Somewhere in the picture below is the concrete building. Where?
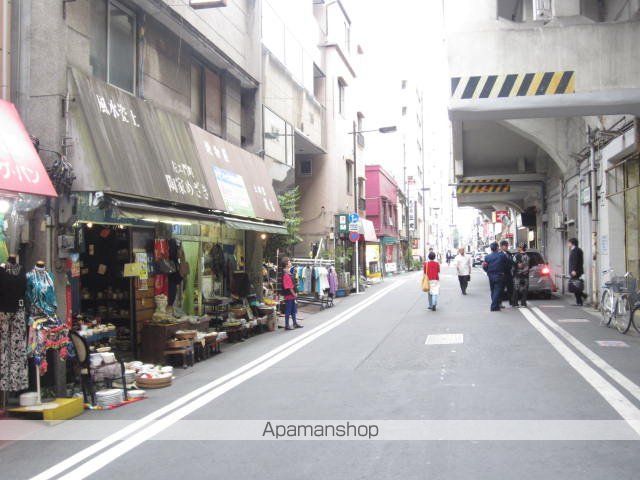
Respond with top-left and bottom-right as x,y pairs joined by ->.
7,0 -> 277,343
445,0 -> 640,302
365,164 -> 400,274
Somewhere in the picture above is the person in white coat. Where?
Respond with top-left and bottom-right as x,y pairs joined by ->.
454,247 -> 472,295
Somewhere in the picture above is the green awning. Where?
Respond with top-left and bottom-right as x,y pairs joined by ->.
224,218 -> 287,235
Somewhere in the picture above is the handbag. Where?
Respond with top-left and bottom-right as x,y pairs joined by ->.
156,258 -> 177,274
421,274 -> 430,292
568,278 -> 584,293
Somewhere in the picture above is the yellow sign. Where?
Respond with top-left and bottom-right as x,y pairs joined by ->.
124,262 -> 144,278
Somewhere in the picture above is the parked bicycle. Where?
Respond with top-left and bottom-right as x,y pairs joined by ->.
599,269 -> 638,334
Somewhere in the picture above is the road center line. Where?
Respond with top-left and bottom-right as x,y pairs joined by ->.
531,306 -> 640,402
519,307 -> 640,437
32,278 -> 408,480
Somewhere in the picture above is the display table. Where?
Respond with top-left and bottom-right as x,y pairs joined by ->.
141,318 -> 210,364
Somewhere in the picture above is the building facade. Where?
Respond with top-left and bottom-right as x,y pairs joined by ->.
2,0 -> 290,381
445,0 -> 640,301
365,164 -> 400,274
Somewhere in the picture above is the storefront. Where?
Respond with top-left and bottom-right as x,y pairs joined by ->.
381,237 -> 399,275
361,219 -> 381,280
0,98 -> 60,397
63,70 -> 285,362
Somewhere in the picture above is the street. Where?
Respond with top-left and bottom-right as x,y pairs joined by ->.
2,265 -> 640,480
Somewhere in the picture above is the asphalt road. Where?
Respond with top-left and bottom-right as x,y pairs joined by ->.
3,265 -> 640,479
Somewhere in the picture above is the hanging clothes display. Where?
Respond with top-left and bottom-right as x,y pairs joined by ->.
26,266 -> 57,317
0,260 -> 28,391
328,267 -> 338,297
25,265 -> 70,375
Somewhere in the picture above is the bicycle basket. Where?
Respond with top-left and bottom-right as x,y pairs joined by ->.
610,276 -> 637,293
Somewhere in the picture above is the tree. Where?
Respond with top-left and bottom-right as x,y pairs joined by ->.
264,186 -> 303,261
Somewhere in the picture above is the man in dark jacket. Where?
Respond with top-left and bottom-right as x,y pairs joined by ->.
500,239 -> 514,307
568,238 -> 587,305
483,242 -> 510,312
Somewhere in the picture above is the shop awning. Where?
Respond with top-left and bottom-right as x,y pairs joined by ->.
0,99 -> 57,197
360,219 -> 378,242
189,124 -> 284,223
70,69 -> 285,230
71,69 -> 215,210
108,196 -> 224,225
225,218 -> 288,235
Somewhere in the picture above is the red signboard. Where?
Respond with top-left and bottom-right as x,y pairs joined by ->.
493,210 -> 509,223
0,99 -> 57,197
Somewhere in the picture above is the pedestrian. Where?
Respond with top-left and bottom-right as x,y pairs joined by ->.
500,239 -> 514,307
446,250 -> 452,265
512,242 -> 530,307
424,251 -> 441,311
280,257 -> 303,330
568,238 -> 587,306
483,241 -> 510,312
454,247 -> 472,295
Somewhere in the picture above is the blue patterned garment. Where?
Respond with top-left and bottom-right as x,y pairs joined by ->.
26,267 -> 58,317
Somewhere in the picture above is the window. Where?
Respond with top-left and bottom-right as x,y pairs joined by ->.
338,78 -> 346,116
90,0 -> 136,93
190,62 -> 204,126
204,68 -> 223,136
346,161 -> 353,194
300,158 -> 312,177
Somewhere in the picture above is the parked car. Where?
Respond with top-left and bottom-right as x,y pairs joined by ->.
510,249 -> 554,298
472,252 -> 484,267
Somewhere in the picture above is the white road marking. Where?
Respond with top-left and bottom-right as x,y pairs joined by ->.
539,305 -> 565,308
557,318 -> 590,323
596,340 -> 630,348
530,306 -> 640,403
521,308 -> 640,436
426,334 -> 464,345
37,279 -> 408,480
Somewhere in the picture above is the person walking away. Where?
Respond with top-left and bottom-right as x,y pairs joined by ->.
446,250 -> 452,265
568,238 -> 587,306
500,240 -> 514,307
512,242 -> 530,307
424,252 -> 441,311
280,257 -> 302,330
454,247 -> 472,295
483,242 -> 510,312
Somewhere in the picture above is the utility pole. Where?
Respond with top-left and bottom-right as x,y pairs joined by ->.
352,120 -> 360,294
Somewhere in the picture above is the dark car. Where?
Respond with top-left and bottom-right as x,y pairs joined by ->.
510,249 -> 554,298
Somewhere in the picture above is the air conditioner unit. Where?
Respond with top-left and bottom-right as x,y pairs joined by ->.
552,212 -> 564,229
533,0 -> 552,21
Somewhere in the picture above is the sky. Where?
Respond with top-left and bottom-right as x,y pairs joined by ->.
347,0 -> 475,243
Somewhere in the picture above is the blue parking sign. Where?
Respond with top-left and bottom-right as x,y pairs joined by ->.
348,213 -> 359,224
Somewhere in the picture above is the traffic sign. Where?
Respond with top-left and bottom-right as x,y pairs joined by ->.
348,222 -> 359,232
348,213 -> 359,224
349,231 -> 360,242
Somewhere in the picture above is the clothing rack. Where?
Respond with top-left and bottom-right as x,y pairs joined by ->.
289,258 -> 335,309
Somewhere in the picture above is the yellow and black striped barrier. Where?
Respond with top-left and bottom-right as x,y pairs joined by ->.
451,71 -> 575,100
457,179 -> 511,194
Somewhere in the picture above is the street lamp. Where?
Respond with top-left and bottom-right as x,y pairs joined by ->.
350,122 -> 396,294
